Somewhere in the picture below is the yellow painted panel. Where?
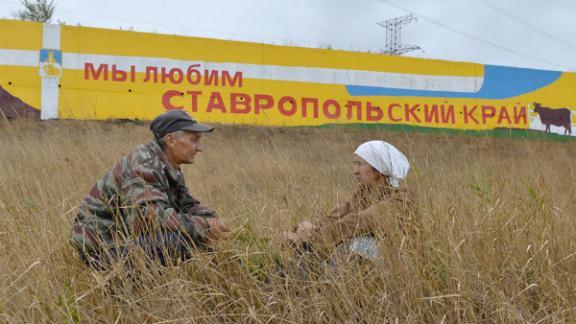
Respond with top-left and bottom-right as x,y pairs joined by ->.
0,19 -> 43,51
0,66 -> 41,108
1,20 -> 574,136
61,25 -> 481,77
59,67 -> 532,130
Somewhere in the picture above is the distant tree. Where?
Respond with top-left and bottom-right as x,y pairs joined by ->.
14,0 -> 56,23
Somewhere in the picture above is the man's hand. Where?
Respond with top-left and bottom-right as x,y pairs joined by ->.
189,205 -> 216,217
206,217 -> 228,242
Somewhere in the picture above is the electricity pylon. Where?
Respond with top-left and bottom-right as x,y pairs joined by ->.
377,14 -> 420,55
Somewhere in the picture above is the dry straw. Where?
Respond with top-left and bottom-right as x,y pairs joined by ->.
0,119 -> 575,322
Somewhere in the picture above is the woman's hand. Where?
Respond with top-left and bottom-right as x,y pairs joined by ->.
274,221 -> 318,248
296,220 -> 317,233
279,231 -> 299,243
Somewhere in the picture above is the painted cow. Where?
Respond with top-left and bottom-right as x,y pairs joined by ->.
533,102 -> 572,135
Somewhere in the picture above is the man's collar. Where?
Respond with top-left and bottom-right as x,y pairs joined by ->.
149,140 -> 181,177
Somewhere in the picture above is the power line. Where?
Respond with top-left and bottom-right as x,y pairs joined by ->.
375,0 -> 575,71
0,0 -> 386,53
3,0 -> 573,71
474,0 -> 574,48
55,8 -> 386,51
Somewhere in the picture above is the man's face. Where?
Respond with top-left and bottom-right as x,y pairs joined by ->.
353,154 -> 383,185
167,131 -> 203,165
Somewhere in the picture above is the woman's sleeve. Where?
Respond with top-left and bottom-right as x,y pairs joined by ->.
309,201 -> 352,228
311,189 -> 416,246
311,201 -> 387,246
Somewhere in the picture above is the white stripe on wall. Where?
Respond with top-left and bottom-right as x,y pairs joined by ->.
0,49 -> 484,93
0,49 -> 38,67
63,53 -> 484,92
42,24 -> 61,49
40,77 -> 59,119
40,23 -> 60,120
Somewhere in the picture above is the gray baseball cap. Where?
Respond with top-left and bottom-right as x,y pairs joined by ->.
150,110 -> 214,139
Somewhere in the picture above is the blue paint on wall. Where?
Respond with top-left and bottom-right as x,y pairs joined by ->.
346,65 -> 562,99
39,49 -> 62,64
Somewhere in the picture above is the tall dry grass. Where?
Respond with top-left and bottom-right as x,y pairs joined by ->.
0,119 -> 575,323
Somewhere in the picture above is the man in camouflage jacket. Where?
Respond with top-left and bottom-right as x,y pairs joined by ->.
71,110 -> 227,268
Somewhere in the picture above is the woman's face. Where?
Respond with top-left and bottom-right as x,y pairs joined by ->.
353,155 -> 384,186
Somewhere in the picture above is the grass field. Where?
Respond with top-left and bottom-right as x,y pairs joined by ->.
1,119 -> 575,323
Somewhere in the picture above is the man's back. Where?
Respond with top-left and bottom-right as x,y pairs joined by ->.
71,110 -> 227,268
71,140 -> 209,254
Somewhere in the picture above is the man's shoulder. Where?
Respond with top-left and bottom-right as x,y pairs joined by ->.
128,141 -> 165,170
114,141 -> 167,184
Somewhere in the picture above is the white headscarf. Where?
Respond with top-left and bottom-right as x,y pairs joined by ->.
354,141 -> 410,187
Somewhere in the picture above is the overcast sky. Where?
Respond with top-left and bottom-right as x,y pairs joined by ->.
1,0 -> 574,72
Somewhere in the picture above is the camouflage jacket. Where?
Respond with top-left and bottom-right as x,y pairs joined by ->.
71,140 -> 213,252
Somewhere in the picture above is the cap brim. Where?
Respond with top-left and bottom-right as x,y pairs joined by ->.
180,123 -> 214,133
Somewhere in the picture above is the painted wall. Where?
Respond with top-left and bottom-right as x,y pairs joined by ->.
1,19 -> 575,136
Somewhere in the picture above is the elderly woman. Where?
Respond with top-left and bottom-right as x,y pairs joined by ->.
282,140 -> 415,260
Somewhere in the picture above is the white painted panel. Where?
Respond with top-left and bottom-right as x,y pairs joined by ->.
40,77 -> 59,120
6,49 -> 482,93
0,49 -> 38,67
42,24 -> 61,49
40,24 -> 61,120
63,53 -> 484,92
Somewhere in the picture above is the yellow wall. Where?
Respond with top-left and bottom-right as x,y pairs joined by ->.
1,19 -> 575,135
